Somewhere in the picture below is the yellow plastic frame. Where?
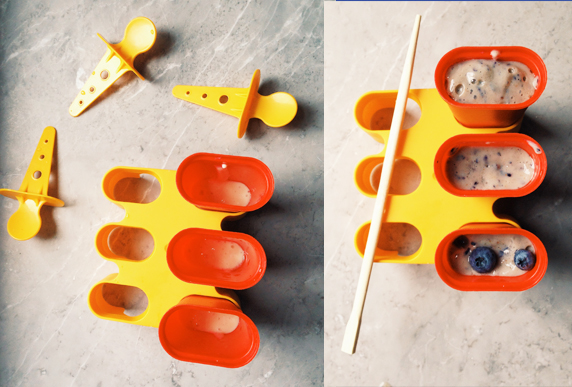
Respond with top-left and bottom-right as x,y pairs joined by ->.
88,167 -> 244,328
353,89 -> 522,264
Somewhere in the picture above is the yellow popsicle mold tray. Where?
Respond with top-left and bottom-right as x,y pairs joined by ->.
0,127 -> 64,241
88,167 -> 243,328
173,69 -> 298,138
69,17 -> 157,117
353,88 -> 523,264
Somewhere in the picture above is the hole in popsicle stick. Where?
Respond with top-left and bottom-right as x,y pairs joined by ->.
108,226 -> 154,261
370,159 -> 421,195
100,70 -> 109,80
33,171 -> 42,179
377,222 -> 422,256
112,174 -> 161,204
186,91 -> 190,95
101,283 -> 148,317
219,95 -> 228,104
39,155 -> 45,160
370,98 -> 421,131
202,93 -> 207,99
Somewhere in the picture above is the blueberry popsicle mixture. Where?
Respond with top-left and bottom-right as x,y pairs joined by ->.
446,146 -> 534,190
448,234 -> 535,276
446,59 -> 538,104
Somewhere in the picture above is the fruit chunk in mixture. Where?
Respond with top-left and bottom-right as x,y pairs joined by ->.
446,146 -> 534,190
446,59 -> 538,104
448,234 -> 535,276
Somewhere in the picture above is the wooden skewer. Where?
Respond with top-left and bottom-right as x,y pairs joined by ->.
341,15 -> 422,355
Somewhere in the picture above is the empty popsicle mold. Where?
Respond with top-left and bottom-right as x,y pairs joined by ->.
176,153 -> 274,212
167,228 -> 266,289
159,295 -> 259,368
89,153 -> 274,366
0,127 -> 64,240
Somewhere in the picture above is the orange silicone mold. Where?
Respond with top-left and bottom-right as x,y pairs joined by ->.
434,133 -> 547,198
435,224 -> 548,291
159,295 -> 259,368
167,228 -> 266,290
435,46 -> 547,128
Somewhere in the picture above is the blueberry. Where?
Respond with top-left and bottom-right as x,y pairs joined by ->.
514,249 -> 536,271
452,235 -> 469,248
469,247 -> 498,273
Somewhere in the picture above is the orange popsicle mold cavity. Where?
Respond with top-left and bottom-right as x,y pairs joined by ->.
158,295 -> 259,368
434,133 -> 547,198
167,228 -> 266,289
435,224 -> 548,291
435,46 -> 547,128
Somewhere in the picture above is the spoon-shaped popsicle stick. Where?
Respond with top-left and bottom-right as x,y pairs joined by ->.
172,70 -> 298,138
0,127 -> 64,240
342,15 -> 422,355
69,17 -> 156,117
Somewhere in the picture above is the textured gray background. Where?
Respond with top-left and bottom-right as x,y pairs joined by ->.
0,0 -> 323,386
325,2 -> 572,386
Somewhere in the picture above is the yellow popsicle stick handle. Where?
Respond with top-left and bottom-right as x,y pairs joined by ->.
69,49 -> 130,117
172,85 -> 250,119
0,126 -> 64,240
19,126 -> 57,197
69,17 -> 156,117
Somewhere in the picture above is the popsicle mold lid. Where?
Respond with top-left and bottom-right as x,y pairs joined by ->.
435,224 -> 548,291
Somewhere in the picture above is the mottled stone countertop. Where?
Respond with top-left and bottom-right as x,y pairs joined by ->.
0,0 -> 323,386
326,2 -> 572,386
